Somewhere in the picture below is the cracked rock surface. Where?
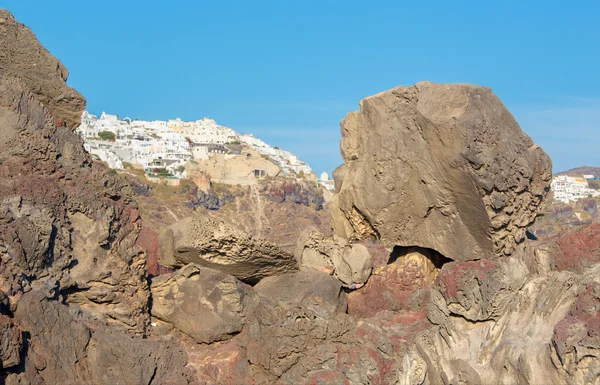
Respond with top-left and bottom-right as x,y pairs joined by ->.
329,82 -> 552,261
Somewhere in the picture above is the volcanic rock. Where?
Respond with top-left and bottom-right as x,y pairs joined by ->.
295,230 -> 373,288
151,263 -> 256,344
253,270 -> 348,317
6,285 -> 194,384
158,214 -> 297,284
330,82 -> 552,261
0,9 -> 148,333
347,247 -> 444,318
247,271 -> 350,380
0,10 -> 85,129
0,315 -> 21,370
415,251 -> 600,385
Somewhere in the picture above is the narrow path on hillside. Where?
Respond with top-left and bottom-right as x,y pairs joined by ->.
250,184 -> 268,237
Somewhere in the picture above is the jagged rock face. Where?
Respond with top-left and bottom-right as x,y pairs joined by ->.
261,178 -> 325,210
0,69 -> 147,332
330,82 -> 552,261
295,230 -> 373,288
415,249 -> 600,385
6,285 -> 194,384
0,10 -> 85,129
158,214 -> 298,284
247,271 -> 351,381
0,315 -> 21,370
0,9 -> 148,334
151,264 -> 256,344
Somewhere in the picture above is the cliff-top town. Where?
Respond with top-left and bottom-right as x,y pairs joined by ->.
78,111 -> 335,190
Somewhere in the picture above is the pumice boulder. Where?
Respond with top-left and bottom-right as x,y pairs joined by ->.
330,82 -> 552,261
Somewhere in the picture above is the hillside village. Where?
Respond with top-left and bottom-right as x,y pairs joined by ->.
551,174 -> 600,203
77,111 -> 334,190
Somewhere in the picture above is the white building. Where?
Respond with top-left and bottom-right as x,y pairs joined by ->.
78,111 -> 315,181
318,172 -> 335,191
239,134 -> 314,177
552,175 -> 600,203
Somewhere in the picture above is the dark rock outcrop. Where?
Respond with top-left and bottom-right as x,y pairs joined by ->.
261,178 -> 325,210
330,82 -> 552,261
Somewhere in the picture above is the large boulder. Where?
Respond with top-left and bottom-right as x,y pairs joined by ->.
151,264 -> 256,344
158,214 -> 297,284
253,270 -> 348,317
330,82 -> 552,261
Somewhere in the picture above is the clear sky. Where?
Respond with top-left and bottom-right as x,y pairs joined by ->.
4,1 -> 599,175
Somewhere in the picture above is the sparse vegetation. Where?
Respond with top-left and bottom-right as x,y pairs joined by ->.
150,168 -> 172,177
98,130 -> 116,141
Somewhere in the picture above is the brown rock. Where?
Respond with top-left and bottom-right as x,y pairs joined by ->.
0,315 -> 21,370
0,9 -> 85,129
151,264 -> 256,344
247,271 -> 350,380
295,230 -> 372,288
0,9 -> 149,333
158,214 -> 297,284
9,285 -> 194,384
253,270 -> 348,317
330,82 -> 552,261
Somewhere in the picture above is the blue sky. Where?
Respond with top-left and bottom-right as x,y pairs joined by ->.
5,1 -> 599,175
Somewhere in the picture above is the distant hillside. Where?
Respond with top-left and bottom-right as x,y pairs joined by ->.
555,166 -> 600,177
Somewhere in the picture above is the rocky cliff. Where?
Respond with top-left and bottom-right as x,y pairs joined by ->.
0,10 -> 194,383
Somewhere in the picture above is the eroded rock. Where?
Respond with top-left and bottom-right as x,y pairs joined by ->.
151,264 -> 256,344
158,214 -> 297,284
295,230 -> 372,288
330,82 -> 552,261
0,10 -> 85,129
247,271 -> 351,381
